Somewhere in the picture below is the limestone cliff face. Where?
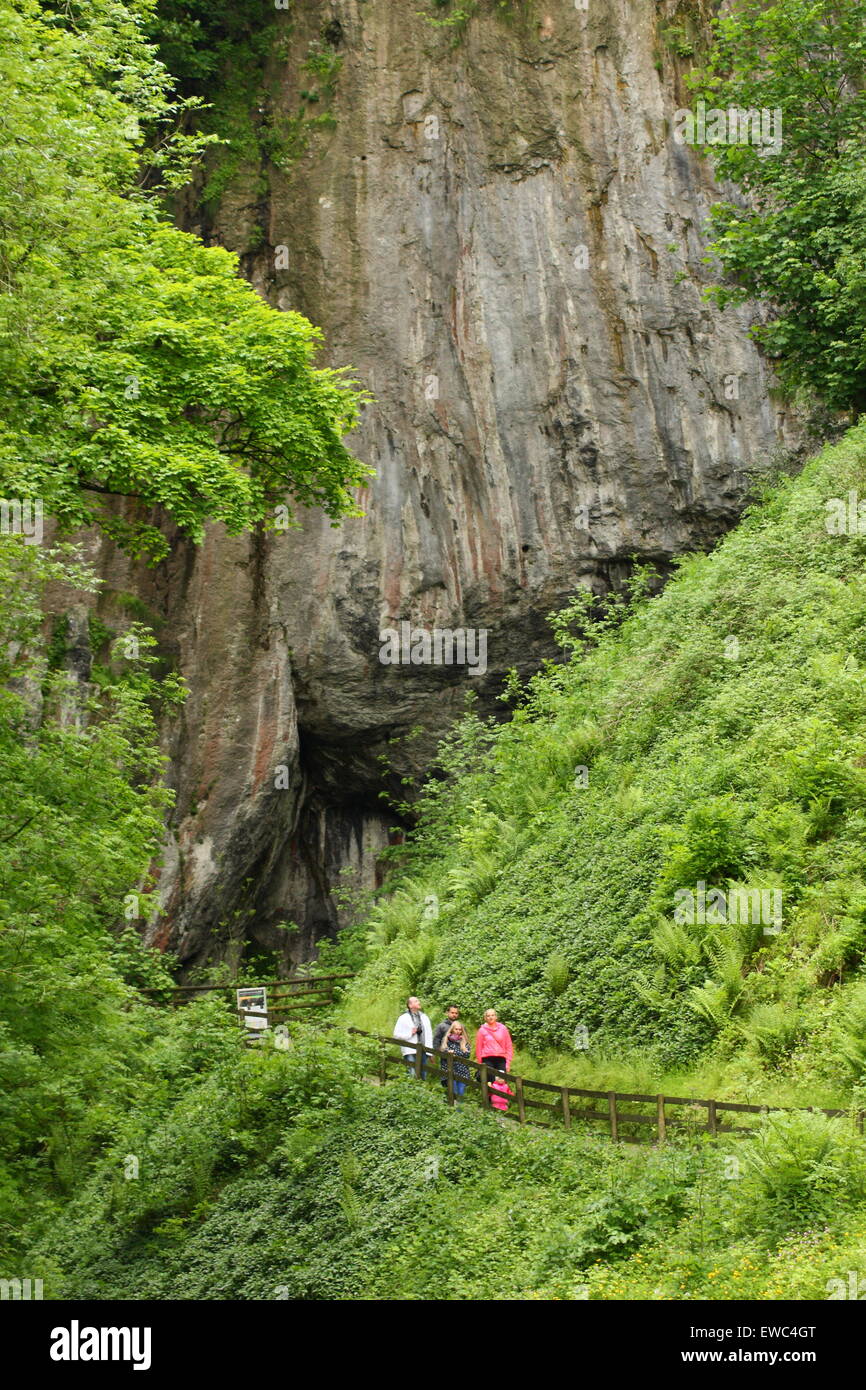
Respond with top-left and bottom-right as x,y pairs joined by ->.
104,0 -> 796,967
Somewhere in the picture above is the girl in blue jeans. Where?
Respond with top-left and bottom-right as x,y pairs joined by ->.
440,1021 -> 471,1100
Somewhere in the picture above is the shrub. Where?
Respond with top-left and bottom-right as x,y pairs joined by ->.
738,1112 -> 866,1230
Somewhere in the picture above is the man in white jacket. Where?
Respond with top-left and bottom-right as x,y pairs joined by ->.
393,996 -> 433,1079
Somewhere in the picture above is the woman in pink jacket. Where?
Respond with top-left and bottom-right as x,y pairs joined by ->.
475,1008 -> 513,1079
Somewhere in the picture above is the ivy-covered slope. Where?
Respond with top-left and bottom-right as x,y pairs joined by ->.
346,423 -> 866,1093
31,1027 -> 866,1302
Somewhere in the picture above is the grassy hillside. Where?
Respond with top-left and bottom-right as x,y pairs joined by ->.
343,423 -> 866,1110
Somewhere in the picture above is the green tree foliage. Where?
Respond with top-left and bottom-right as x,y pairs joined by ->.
0,0 -> 369,560
0,0 -> 369,1257
0,537 -> 183,1249
690,0 -> 866,413
145,0 -> 273,91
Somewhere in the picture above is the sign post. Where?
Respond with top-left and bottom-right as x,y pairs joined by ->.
236,986 -> 268,1037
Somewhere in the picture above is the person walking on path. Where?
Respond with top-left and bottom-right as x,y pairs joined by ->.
475,1008 -> 513,1080
439,1020 -> 471,1102
393,996 -> 433,1078
432,1005 -> 461,1087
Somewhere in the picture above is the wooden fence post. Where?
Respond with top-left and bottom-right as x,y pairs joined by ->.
379,1042 -> 386,1085
561,1088 -> 571,1130
707,1099 -> 718,1136
447,1050 -> 454,1106
657,1095 -> 666,1145
414,1041 -> 423,1079
516,1076 -> 526,1125
608,1091 -> 618,1142
859,1110 -> 865,1135
480,1063 -> 490,1108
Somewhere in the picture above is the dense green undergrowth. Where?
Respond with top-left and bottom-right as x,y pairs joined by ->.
27,1023 -> 866,1301
341,423 -> 866,1111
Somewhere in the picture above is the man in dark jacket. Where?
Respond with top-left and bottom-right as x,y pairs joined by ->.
432,1004 -> 461,1087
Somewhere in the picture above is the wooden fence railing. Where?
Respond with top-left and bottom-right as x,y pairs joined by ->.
139,973 -> 355,1018
347,1028 -> 864,1144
